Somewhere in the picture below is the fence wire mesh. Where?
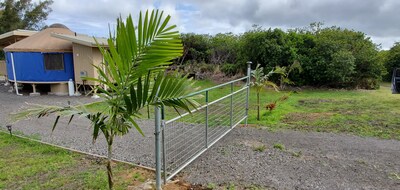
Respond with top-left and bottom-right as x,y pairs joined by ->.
161,77 -> 249,181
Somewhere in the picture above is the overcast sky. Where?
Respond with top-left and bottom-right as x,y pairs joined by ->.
45,0 -> 400,50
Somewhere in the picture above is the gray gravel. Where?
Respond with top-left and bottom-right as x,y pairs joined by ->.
0,82 -> 156,167
1,81 -> 400,190
183,128 -> 400,189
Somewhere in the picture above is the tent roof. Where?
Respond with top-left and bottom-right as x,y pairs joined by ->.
4,25 -> 74,52
0,29 -> 37,49
52,33 -> 108,47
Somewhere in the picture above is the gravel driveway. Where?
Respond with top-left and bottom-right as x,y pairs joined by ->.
0,82 -> 156,167
0,81 -> 399,190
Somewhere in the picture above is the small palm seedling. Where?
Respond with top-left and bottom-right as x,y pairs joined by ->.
275,60 -> 303,90
250,64 -> 279,120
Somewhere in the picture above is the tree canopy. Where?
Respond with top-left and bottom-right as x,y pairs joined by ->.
177,23 -> 387,89
0,0 -> 54,33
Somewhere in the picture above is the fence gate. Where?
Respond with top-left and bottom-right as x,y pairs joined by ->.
154,62 -> 252,189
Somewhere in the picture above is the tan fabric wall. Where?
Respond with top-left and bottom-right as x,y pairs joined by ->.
92,47 -> 104,80
0,60 -> 6,76
72,43 -> 104,85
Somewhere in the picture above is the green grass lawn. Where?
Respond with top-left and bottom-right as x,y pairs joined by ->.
184,80 -> 400,140
94,79 -> 399,140
0,132 -> 153,190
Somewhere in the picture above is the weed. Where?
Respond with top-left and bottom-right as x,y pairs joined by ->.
225,183 -> 236,190
265,102 -> 276,112
207,183 -> 217,189
356,159 -> 368,165
253,144 -> 267,152
389,172 -> 400,180
273,143 -> 285,150
291,151 -> 302,157
219,147 -> 230,156
133,172 -> 141,179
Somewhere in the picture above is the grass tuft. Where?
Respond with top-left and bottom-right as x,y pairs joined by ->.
273,143 -> 285,150
253,144 -> 267,152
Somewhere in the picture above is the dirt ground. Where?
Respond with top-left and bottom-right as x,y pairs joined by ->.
0,81 -> 399,190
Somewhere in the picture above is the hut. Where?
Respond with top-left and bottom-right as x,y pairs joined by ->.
3,24 -> 74,95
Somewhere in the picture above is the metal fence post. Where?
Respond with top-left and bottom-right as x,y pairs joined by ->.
230,83 -> 233,128
205,91 -> 209,148
245,61 -> 252,126
155,105 -> 162,190
161,105 -> 167,184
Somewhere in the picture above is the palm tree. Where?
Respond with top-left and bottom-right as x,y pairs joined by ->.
275,60 -> 303,89
251,64 -> 279,120
12,10 -> 199,190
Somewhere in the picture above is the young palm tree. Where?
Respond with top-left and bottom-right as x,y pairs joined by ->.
275,60 -> 303,89
251,64 -> 279,120
12,10 -> 199,190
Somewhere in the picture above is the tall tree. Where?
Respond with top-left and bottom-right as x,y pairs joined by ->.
179,33 -> 211,64
0,0 -> 53,33
240,26 -> 294,71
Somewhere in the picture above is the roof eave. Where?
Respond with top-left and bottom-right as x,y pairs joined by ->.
51,33 -> 109,48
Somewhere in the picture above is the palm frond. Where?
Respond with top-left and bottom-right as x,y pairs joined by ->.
10,101 -> 109,129
264,81 -> 280,92
96,10 -> 183,87
123,71 -> 200,115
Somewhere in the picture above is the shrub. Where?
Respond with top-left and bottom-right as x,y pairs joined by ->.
357,78 -> 380,90
221,63 -> 239,76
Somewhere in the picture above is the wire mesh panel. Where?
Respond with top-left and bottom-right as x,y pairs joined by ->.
161,76 -> 249,181
163,107 -> 206,176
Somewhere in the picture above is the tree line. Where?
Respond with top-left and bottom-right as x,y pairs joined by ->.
0,0 -> 53,59
176,23 -> 398,89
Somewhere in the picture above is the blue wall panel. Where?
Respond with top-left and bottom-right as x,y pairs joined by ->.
6,52 -> 74,82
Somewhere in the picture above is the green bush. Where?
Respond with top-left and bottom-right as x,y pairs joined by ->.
357,78 -> 380,90
221,63 -> 239,76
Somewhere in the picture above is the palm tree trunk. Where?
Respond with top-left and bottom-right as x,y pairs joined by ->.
257,92 -> 260,120
107,137 -> 114,190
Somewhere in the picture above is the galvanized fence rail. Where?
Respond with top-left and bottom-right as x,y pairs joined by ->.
154,62 -> 252,189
